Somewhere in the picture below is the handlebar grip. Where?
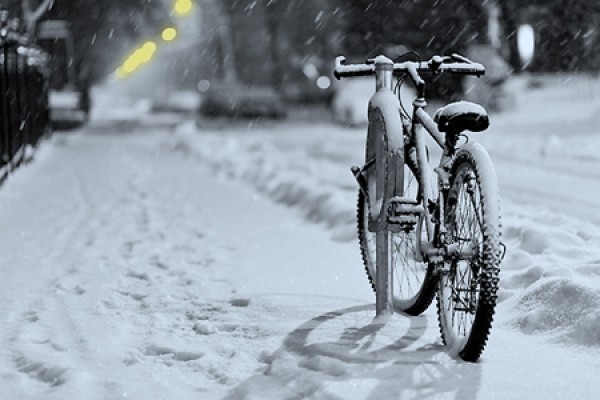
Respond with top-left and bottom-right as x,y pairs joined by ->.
334,56 -> 375,80
439,62 -> 486,76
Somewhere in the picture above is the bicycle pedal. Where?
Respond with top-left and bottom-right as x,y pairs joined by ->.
389,196 -> 423,213
388,196 -> 424,225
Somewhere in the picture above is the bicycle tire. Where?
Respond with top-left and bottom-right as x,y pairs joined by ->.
436,143 -> 502,362
357,109 -> 437,316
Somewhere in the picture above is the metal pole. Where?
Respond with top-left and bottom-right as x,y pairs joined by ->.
374,56 -> 395,316
375,230 -> 392,315
4,45 -> 13,164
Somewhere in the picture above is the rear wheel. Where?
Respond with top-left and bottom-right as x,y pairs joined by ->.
437,143 -> 502,362
357,157 -> 437,316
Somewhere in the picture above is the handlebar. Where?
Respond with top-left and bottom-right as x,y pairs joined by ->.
333,53 -> 486,80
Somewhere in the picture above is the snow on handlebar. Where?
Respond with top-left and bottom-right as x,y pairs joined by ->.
333,55 -> 486,80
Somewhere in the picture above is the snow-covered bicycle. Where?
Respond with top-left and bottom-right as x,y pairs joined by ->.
334,53 -> 503,362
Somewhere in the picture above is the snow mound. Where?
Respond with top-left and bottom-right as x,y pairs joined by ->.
170,122 -> 360,243
514,278 -> 600,346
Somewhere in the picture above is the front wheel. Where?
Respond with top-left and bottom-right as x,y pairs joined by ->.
357,161 -> 437,316
437,143 -> 502,362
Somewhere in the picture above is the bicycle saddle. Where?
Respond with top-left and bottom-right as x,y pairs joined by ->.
434,101 -> 489,134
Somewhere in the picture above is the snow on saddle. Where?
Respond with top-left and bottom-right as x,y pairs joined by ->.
434,101 -> 489,134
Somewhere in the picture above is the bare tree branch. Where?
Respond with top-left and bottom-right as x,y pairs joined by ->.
22,0 -> 55,34
30,0 -> 54,21
202,0 -> 238,83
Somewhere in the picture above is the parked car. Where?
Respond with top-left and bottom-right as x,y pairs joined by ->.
199,82 -> 287,119
151,90 -> 201,114
37,20 -> 90,128
332,77 -> 416,126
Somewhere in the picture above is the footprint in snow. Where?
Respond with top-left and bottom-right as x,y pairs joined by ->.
118,290 -> 148,302
193,321 -> 268,339
23,311 -> 39,323
54,283 -> 86,296
187,258 -> 215,268
229,298 -> 251,308
14,355 -> 68,387
144,345 -> 203,362
125,270 -> 150,281
172,244 -> 196,254
150,257 -> 169,270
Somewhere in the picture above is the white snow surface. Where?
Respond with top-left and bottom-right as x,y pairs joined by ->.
2,75 -> 600,399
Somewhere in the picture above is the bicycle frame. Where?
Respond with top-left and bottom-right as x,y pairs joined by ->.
365,57 -> 477,313
402,74 -> 483,270
410,93 -> 450,262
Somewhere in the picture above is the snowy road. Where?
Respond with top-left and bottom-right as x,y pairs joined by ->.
482,113 -> 600,225
0,110 -> 599,399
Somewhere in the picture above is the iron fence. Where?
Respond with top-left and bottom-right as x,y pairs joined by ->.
0,15 -> 50,180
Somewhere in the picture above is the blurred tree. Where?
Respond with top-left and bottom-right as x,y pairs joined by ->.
201,0 -> 343,102
194,0 -> 343,102
342,0 -> 487,59
499,0 -> 600,72
1,1 -> 24,17
263,0 -> 344,90
43,0 -> 169,84
200,0 -> 238,83
1,0 -> 53,32
340,0 -> 600,73
22,0 -> 54,34
497,0 -> 520,70
340,0 -> 489,98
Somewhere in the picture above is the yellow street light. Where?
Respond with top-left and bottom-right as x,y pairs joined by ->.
161,27 -> 178,42
174,0 -> 193,16
115,67 -> 126,79
123,57 -> 140,74
143,41 -> 157,53
139,41 -> 157,62
116,31 -> 168,79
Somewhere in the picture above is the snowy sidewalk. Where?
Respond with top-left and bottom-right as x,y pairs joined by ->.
0,126 -> 371,399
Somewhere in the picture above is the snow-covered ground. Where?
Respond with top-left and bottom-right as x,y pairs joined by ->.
1,75 -> 600,399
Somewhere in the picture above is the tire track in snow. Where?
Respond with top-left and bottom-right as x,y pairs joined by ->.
5,128 -> 264,397
2,137 -> 121,395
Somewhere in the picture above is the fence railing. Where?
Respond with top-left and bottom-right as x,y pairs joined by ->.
0,16 -> 50,181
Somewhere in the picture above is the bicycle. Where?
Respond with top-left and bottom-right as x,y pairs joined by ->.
334,53 -> 503,362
